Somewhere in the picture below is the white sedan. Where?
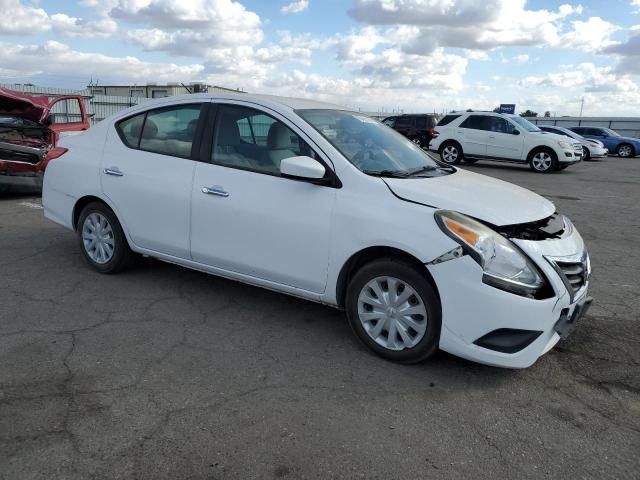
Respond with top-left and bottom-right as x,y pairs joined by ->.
43,93 -> 592,368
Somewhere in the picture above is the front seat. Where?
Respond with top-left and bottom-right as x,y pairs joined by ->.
267,122 -> 297,170
214,121 -> 255,168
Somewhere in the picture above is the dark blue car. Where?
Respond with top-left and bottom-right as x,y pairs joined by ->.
569,126 -> 640,158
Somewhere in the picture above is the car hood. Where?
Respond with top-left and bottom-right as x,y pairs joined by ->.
0,88 -> 51,123
384,168 -> 555,226
615,136 -> 640,144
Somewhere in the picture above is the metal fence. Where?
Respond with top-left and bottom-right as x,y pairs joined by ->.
525,117 -> 640,138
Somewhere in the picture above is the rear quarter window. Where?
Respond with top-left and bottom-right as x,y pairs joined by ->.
116,113 -> 146,148
437,115 -> 461,126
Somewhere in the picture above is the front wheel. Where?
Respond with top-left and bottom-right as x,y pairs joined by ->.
582,146 -> 591,161
345,258 -> 441,364
616,143 -> 635,158
529,148 -> 558,173
77,202 -> 136,274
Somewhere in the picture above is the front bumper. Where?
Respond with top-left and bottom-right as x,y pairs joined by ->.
429,222 -> 590,368
589,146 -> 608,158
559,147 -> 582,164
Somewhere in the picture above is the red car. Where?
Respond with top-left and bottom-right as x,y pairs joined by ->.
0,88 -> 89,193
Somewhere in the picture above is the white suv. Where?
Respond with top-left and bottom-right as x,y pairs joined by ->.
429,112 -> 583,173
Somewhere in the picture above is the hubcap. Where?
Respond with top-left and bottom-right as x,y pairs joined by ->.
82,213 -> 115,264
442,145 -> 458,163
619,145 -> 632,157
357,276 -> 428,351
532,152 -> 552,171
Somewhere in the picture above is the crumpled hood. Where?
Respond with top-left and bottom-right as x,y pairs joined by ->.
384,168 -> 555,226
0,88 -> 51,123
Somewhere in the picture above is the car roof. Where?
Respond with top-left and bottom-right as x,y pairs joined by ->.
135,92 -> 349,112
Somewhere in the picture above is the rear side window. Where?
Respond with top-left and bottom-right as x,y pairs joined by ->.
437,114 -> 460,126
415,116 -> 427,129
116,104 -> 202,158
396,116 -> 412,127
584,128 -> 603,136
459,115 -> 490,130
571,127 -> 584,134
117,113 -> 145,148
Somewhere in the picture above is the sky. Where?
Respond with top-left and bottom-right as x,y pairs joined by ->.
0,0 -> 639,115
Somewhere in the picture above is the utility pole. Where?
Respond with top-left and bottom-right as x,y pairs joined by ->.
579,96 -> 584,117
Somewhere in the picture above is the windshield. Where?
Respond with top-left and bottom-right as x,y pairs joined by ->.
603,128 -> 620,137
508,115 -> 541,132
297,109 -> 441,176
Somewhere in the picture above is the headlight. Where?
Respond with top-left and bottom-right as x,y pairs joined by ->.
557,141 -> 572,149
435,210 -> 545,296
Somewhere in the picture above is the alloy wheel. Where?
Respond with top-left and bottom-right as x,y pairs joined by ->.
441,145 -> 459,163
618,145 -> 632,157
357,276 -> 428,351
82,212 -> 115,264
531,151 -> 553,171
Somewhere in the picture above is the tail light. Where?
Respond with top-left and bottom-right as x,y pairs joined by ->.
430,128 -> 439,137
44,147 -> 68,161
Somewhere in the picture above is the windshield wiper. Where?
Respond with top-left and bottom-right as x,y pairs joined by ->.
362,169 -> 411,178
405,165 -> 437,176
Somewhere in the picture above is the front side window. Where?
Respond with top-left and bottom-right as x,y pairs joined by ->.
489,117 -> 516,134
298,109 -> 443,176
382,117 -> 396,127
395,116 -> 412,127
116,104 -> 202,157
212,104 -> 315,175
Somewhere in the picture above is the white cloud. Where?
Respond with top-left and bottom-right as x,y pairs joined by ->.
632,0 -> 640,13
0,0 -> 57,34
0,0 -> 117,38
281,0 -> 309,15
513,54 -> 529,64
0,40 -> 204,82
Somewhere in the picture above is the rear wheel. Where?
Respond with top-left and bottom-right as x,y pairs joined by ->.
528,148 -> 558,173
77,202 -> 135,274
439,141 -> 463,165
345,258 -> 441,364
616,143 -> 635,158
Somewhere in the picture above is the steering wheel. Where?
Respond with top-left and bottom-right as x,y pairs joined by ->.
352,146 -> 384,169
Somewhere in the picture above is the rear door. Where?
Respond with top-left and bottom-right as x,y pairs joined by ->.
457,115 -> 489,157
485,116 -> 525,160
101,102 -> 204,258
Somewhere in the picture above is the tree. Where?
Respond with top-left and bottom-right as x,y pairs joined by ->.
544,111 -> 551,117
520,109 -> 538,117
493,106 -> 500,113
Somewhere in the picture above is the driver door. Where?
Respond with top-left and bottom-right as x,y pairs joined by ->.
190,102 -> 337,293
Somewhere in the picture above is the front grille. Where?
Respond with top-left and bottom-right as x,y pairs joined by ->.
556,260 -> 587,293
546,251 -> 590,301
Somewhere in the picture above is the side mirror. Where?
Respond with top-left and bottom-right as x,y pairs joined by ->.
512,129 -> 520,135
280,156 -> 326,181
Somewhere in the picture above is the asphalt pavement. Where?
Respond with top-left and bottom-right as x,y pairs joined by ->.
1,157 -> 638,479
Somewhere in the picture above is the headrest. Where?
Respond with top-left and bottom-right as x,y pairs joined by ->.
216,119 -> 240,146
267,122 -> 292,149
141,118 -> 158,139
187,118 -> 198,136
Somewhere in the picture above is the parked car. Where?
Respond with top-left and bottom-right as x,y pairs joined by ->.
538,125 -> 608,161
0,88 -> 89,193
429,112 -> 583,173
43,93 -> 592,368
382,114 -> 437,148
568,126 -> 640,158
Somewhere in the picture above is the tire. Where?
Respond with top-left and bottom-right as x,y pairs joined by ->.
439,141 -> 463,165
77,202 -> 136,274
345,258 -> 441,364
616,143 -> 635,158
528,147 -> 558,173
582,146 -> 590,161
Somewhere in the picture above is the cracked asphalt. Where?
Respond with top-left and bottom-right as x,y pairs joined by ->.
1,157 -> 639,480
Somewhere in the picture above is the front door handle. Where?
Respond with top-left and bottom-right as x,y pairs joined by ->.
201,186 -> 229,197
103,167 -> 124,177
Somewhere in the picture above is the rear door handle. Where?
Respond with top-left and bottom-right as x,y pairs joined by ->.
103,167 -> 123,177
201,186 -> 229,197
